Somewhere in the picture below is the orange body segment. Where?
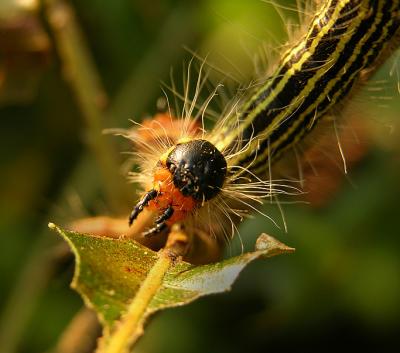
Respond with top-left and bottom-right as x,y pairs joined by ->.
147,167 -> 197,225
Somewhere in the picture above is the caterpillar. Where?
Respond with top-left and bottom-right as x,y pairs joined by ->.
125,0 -> 400,246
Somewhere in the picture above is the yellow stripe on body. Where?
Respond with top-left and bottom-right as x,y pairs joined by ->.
250,0 -> 388,174
213,0 -> 351,152
252,0 -> 400,175
229,0 -> 367,169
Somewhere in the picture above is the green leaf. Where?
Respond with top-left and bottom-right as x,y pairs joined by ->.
48,223 -> 294,350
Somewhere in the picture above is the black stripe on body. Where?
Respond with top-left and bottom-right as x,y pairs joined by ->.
236,1 -> 371,169
261,0 -> 341,95
264,0 -> 399,165
242,1 -> 400,174
237,2 -> 355,145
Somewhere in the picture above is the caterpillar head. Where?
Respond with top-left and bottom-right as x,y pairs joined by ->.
128,139 -> 227,236
166,139 -> 227,201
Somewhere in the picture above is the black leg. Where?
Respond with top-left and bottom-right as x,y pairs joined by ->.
142,222 -> 168,237
128,189 -> 158,226
155,205 -> 174,224
142,205 -> 174,237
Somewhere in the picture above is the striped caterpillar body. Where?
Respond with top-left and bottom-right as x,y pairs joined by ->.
127,1 -> 400,244
213,0 -> 400,174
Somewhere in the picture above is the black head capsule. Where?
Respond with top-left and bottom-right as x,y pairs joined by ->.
166,139 -> 227,201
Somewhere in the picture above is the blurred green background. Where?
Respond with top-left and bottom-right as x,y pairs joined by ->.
1,0 -> 400,352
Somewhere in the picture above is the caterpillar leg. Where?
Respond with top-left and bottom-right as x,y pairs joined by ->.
142,222 -> 167,237
128,189 -> 158,226
155,205 -> 174,224
142,205 -> 174,237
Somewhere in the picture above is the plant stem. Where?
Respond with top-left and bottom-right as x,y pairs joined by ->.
45,0 -> 129,212
99,250 -> 172,353
53,308 -> 100,353
0,154 -> 100,353
99,225 -> 189,353
0,237 -> 60,353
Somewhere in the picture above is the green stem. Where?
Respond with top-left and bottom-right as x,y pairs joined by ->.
99,251 -> 172,353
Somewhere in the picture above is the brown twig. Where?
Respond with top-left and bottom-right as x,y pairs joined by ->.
52,308 -> 101,353
45,0 -> 130,212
